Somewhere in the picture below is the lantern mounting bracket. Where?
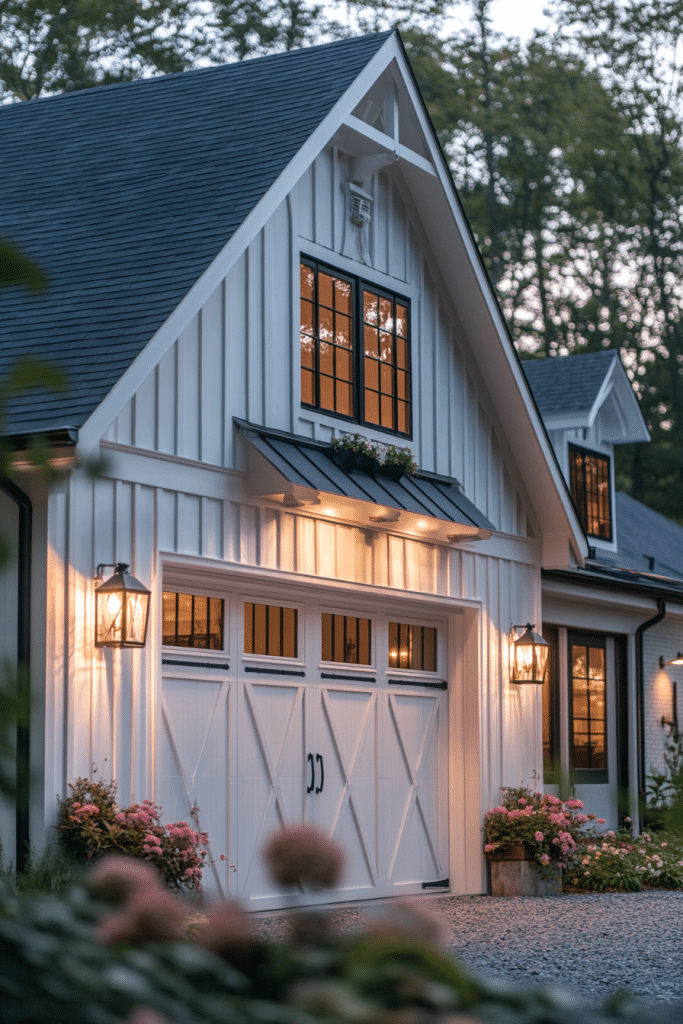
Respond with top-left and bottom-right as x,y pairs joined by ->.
95,561 -> 130,580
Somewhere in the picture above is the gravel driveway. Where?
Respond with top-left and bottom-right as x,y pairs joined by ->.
252,891 -> 683,1007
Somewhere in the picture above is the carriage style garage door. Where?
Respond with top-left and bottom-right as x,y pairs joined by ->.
157,583 -> 449,910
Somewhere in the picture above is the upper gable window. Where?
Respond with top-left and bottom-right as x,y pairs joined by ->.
300,259 -> 411,437
569,444 -> 612,540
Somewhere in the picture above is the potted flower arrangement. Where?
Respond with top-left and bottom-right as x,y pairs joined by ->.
328,433 -> 418,479
483,785 -> 598,895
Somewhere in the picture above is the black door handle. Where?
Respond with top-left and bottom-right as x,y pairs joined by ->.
315,753 -> 324,793
307,752 -> 314,793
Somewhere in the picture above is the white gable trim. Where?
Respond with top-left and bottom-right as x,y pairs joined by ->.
77,33 -> 587,565
78,35 -> 402,454
540,353 -> 649,443
587,353 -> 618,427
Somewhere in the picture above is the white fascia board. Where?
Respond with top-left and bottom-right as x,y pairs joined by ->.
586,354 -> 649,444
607,365 -> 650,443
77,35 -> 404,455
381,48 -> 587,564
586,353 -> 617,428
77,33 -> 587,566
542,579 -> 657,633
538,412 -> 592,432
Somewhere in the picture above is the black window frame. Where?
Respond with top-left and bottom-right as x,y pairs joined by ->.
541,625 -> 560,783
162,590 -> 224,650
568,630 -> 608,784
568,443 -> 613,541
243,601 -> 298,659
300,256 -> 412,439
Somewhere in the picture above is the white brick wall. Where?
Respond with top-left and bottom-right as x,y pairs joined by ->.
643,621 -> 683,791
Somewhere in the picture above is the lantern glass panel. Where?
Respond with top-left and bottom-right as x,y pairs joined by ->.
97,590 -> 124,646
126,592 -> 149,645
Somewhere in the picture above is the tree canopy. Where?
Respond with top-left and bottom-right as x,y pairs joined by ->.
3,0 -> 683,520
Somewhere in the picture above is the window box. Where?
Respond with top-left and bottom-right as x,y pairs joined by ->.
328,447 -> 408,479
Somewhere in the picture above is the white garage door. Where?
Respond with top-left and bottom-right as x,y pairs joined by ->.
157,586 -> 449,909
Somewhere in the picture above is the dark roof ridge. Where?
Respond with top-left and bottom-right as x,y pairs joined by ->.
0,31 -> 395,115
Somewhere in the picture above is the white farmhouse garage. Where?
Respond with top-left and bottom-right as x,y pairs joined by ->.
0,30 -> 587,903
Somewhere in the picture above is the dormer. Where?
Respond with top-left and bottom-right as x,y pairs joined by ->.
523,350 -> 649,554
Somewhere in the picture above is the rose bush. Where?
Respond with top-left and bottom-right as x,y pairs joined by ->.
55,775 -> 208,893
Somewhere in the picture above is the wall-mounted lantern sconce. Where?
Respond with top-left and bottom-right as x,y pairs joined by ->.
510,623 -> 549,685
95,563 -> 151,648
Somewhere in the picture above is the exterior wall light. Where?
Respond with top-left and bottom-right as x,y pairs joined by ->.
511,623 -> 548,685
659,653 -> 683,668
95,563 -> 151,648
658,656 -> 681,728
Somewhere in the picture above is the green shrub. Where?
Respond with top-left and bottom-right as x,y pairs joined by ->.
1,847 -> 680,1024
55,775 -> 208,893
0,841 -> 76,894
565,828 -> 683,892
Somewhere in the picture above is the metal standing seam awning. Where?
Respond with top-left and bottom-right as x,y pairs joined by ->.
234,418 -> 494,544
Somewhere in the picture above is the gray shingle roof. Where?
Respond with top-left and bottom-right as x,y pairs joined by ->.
522,350 -> 617,420
592,491 -> 683,582
0,32 -> 392,437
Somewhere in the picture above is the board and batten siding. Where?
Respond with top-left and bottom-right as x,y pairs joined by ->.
102,146 -> 531,539
41,460 -> 542,847
42,144 -> 547,882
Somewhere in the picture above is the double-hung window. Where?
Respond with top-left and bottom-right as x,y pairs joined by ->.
568,444 -> 612,540
300,259 -> 411,437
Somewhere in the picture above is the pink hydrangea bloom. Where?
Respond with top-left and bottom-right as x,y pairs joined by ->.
534,831 -> 544,843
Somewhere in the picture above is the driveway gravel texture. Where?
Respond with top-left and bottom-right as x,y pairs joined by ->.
252,891 -> 683,1009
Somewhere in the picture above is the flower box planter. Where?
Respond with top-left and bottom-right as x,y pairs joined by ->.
328,449 -> 406,480
487,844 -> 562,897
380,462 -> 406,481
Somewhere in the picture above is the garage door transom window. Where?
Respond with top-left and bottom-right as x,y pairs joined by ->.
388,622 -> 436,671
162,591 -> 223,649
244,602 -> 298,658
322,613 -> 371,664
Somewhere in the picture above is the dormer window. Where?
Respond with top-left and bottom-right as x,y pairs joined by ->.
300,259 -> 411,437
568,444 -> 612,540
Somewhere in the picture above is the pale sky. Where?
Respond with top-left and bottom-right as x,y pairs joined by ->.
443,0 -> 553,40
487,0 -> 552,38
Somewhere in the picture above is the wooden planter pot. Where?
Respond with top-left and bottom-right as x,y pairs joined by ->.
487,844 -> 562,896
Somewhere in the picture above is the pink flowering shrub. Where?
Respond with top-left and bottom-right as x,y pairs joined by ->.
564,827 -> 683,891
56,776 -> 208,892
483,785 -> 593,878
